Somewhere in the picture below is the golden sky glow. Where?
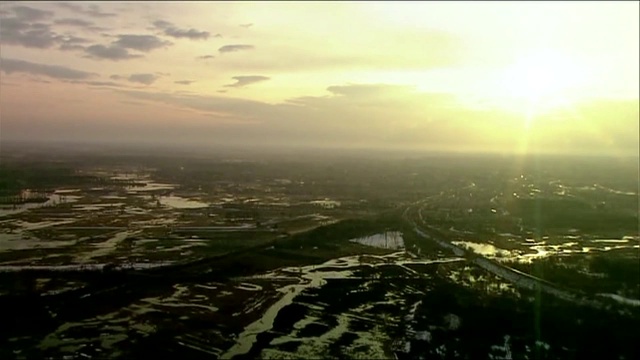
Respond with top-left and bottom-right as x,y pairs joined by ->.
1,1 -> 638,154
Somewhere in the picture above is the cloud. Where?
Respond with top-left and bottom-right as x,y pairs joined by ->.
0,17 -> 30,32
110,84 -> 451,148
197,55 -> 215,60
0,58 -> 97,80
85,4 -> 116,18
55,2 -> 84,12
113,35 -> 171,52
58,44 -> 84,51
175,80 -> 195,85
0,18 -> 61,48
0,12 -> 96,51
127,73 -> 159,85
64,80 -> 130,88
117,89 -> 272,118
10,5 -> 53,21
224,75 -> 270,88
240,23 -> 253,28
152,20 -> 210,40
326,84 -> 415,97
83,34 -> 170,61
152,20 -> 172,29
107,73 -> 162,86
55,18 -> 93,27
92,82 -> 639,155
54,18 -> 107,32
164,27 -> 210,40
84,44 -> 142,61
218,44 -> 254,53
56,2 -> 116,18
58,35 -> 90,51
85,81 -> 125,87
210,27 -> 464,73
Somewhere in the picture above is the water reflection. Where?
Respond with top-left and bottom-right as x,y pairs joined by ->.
349,231 -> 404,250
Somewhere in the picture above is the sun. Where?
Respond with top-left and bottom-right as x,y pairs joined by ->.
495,48 -> 587,120
502,49 -> 586,97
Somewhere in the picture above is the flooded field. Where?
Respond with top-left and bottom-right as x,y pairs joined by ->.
0,193 -> 81,217
0,148 -> 638,359
452,236 -> 640,263
349,231 -> 405,250
158,195 -> 209,209
5,243 -> 638,360
0,168 -> 347,270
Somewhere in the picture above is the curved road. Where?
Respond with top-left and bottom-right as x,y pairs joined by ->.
402,186 -> 608,309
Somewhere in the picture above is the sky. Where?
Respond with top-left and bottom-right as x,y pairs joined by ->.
1,1 -> 638,155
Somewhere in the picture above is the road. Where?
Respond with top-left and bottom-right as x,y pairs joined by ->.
402,184 -> 607,308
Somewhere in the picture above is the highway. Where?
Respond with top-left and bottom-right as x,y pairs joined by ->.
402,186 -> 608,309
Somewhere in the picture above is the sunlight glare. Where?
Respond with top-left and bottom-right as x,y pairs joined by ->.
498,49 -> 587,108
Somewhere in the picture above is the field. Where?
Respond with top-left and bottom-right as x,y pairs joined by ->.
0,144 -> 638,359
